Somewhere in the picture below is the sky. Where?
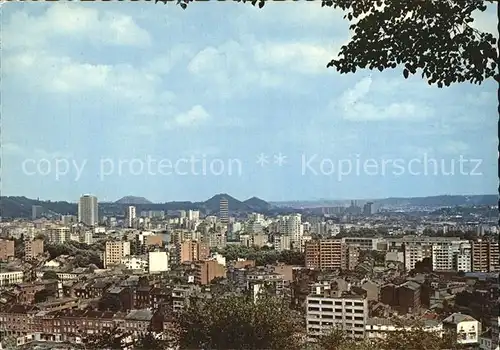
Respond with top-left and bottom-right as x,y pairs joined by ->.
2,2 -> 498,203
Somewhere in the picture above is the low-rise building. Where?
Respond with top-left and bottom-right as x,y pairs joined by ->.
0,271 -> 24,287
306,290 -> 368,341
443,313 -> 481,345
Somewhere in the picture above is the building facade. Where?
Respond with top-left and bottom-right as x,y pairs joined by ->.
78,195 -> 98,226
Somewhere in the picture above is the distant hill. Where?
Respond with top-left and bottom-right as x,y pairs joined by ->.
244,196 -> 272,211
272,195 -> 498,209
375,195 -> 498,207
201,193 -> 251,213
115,196 -> 152,205
0,194 -> 272,218
0,196 -> 77,218
1,194 -> 495,219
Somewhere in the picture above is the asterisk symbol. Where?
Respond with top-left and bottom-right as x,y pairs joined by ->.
256,153 -> 269,167
274,153 -> 287,166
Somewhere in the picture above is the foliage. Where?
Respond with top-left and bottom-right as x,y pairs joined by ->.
373,320 -> 457,350
42,270 -> 59,280
134,331 -> 173,350
84,326 -> 130,349
98,294 -> 123,312
217,245 -> 305,266
163,0 -> 499,87
45,241 -> 103,268
316,327 -> 371,350
412,257 -> 433,274
34,288 -> 53,303
316,322 -> 455,350
175,294 -> 304,350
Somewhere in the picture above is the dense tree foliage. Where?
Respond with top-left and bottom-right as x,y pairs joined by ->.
159,0 -> 499,87
83,326 -> 129,349
315,321 -> 455,350
98,294 -> 123,312
216,245 -> 305,266
85,294 -> 461,350
45,241 -> 103,268
42,271 -> 59,280
175,294 -> 303,350
34,288 -> 53,303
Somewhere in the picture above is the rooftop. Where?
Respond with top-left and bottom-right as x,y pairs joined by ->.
443,313 -> 477,324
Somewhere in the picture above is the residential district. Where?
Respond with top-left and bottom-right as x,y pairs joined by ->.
0,195 -> 498,349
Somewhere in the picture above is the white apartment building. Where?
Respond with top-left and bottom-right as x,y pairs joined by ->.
278,214 -> 303,250
274,235 -> 291,252
366,317 -> 443,340
208,231 -> 226,249
432,240 -> 471,271
306,292 -> 368,341
443,313 -> 481,345
104,241 -> 131,268
188,210 -> 200,221
127,206 -> 137,228
148,251 -> 170,274
454,252 -> 472,272
48,226 -> 70,244
341,237 -> 381,251
0,271 -> 23,286
79,231 -> 93,245
404,243 -> 432,271
121,255 -> 149,272
78,195 -> 98,226
246,271 -> 285,302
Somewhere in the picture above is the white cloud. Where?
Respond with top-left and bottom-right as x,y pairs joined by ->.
335,76 -> 433,121
252,41 -> 341,75
146,46 -> 193,75
3,4 -> 151,49
187,38 -> 347,97
187,41 -> 284,98
4,50 -> 174,118
164,105 -> 211,130
2,143 -> 24,156
1,143 -> 71,159
441,141 -> 470,155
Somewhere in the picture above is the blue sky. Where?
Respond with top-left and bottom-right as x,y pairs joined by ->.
2,2 -> 497,202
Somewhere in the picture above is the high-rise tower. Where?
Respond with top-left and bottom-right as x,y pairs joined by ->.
78,195 -> 98,226
219,197 -> 229,224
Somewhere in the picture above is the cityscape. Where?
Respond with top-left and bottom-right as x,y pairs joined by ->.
1,1 -> 498,350
0,193 -> 498,349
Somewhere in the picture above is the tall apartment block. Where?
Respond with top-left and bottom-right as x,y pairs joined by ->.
0,239 -> 15,261
48,226 -> 70,244
219,197 -> 229,225
305,239 -> 358,271
78,194 -> 98,226
403,243 -> 433,271
306,289 -> 368,341
31,205 -> 43,220
24,239 -> 44,259
104,241 -> 131,268
472,239 -> 500,272
176,239 -> 209,264
194,260 -> 226,285
126,206 -> 136,228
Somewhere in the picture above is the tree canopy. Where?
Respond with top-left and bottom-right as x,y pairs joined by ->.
158,0 -> 499,87
174,294 -> 304,350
